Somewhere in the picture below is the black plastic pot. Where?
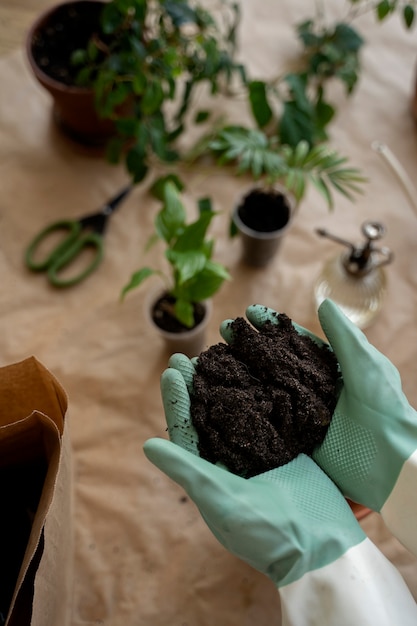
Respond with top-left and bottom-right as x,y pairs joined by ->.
232,185 -> 295,267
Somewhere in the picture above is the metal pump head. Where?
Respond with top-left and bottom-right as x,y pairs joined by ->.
316,221 -> 394,276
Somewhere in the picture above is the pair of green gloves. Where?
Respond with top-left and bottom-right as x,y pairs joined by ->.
144,299 -> 417,592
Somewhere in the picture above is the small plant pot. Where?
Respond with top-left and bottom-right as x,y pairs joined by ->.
146,292 -> 212,358
26,0 -> 116,147
232,185 -> 295,267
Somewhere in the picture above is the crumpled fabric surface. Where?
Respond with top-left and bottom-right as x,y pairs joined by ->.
1,1 -> 417,624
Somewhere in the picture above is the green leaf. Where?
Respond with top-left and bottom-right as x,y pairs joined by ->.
403,5 -> 415,27
71,49 -> 88,67
197,197 -> 212,213
74,66 -> 94,87
174,298 -> 195,329
155,182 -> 186,243
120,267 -> 157,300
279,101 -> 315,147
195,110 -> 210,124
115,118 -> 141,136
315,99 -> 335,129
87,39 -> 99,62
125,145 -> 148,183
284,73 -> 311,113
101,2 -> 125,34
186,263 -> 231,301
248,81 -> 273,128
166,250 -> 207,285
174,211 -> 215,253
164,0 -> 198,27
132,73 -> 147,96
310,175 -> 333,210
333,23 -> 364,53
142,81 -> 165,115
150,175 -> 184,200
297,20 -> 319,47
148,122 -> 170,161
145,232 -> 160,252
99,83 -> 131,117
293,140 -> 310,164
229,217 -> 238,238
376,0 -> 392,21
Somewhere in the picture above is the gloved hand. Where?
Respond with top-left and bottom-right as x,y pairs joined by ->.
223,299 -> 417,516
144,355 -> 366,589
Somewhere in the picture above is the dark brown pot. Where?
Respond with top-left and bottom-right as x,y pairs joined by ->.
233,184 -> 295,267
26,0 -> 116,146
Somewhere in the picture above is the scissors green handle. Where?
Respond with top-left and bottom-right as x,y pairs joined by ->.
25,220 -> 104,288
25,185 -> 132,288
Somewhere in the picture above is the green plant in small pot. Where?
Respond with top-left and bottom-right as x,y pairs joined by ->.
121,176 -> 231,357
26,0 -> 243,175
191,125 -> 366,267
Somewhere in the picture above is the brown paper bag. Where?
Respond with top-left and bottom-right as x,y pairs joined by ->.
0,357 -> 73,626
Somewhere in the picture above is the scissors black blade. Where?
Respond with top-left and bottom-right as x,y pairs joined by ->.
80,184 -> 134,234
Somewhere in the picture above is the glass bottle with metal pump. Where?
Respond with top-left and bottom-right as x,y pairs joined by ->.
313,221 -> 394,329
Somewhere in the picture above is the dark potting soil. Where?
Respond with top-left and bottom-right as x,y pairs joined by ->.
190,312 -> 340,477
30,2 -> 104,86
236,188 -> 291,232
152,294 -> 206,334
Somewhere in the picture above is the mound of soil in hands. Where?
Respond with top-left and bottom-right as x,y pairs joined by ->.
190,312 -> 340,478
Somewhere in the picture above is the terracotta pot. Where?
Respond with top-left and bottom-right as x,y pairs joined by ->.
232,184 -> 295,267
26,0 -> 116,146
146,292 -> 212,358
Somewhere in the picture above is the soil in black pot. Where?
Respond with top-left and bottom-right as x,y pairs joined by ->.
190,312 -> 340,477
31,1 -> 105,86
236,188 -> 291,232
152,294 -> 206,334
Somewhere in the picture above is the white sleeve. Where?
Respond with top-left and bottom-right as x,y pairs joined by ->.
381,449 -> 417,556
279,538 -> 417,626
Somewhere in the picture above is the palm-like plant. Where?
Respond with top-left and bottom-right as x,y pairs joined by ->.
200,125 -> 366,210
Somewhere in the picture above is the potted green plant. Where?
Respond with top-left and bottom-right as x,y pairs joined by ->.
27,0 -> 119,147
189,125 -> 366,266
26,0 -> 243,173
121,176 -> 230,357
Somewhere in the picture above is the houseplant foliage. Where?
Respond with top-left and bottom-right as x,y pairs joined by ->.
32,0 -> 415,190
186,0 -> 417,213
208,128 -> 365,209
71,0 -> 244,182
246,0 -> 416,149
121,177 -> 230,329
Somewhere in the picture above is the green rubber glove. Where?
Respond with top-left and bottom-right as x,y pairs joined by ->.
144,356 -> 366,588
233,299 -> 417,512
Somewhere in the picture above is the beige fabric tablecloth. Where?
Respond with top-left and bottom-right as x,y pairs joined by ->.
1,1 -> 417,624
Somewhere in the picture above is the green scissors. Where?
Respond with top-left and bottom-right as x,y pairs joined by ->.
25,185 -> 132,288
